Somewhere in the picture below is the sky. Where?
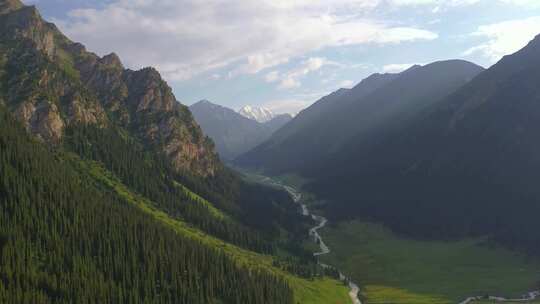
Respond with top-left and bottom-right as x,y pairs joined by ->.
24,0 -> 540,114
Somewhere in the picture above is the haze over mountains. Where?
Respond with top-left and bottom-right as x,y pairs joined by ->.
237,60 -> 485,174
307,33 -> 540,253
237,33 -> 540,255
190,100 -> 292,160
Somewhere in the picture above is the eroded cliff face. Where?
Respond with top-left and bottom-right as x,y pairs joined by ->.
0,0 -> 107,143
70,42 -> 219,176
0,0 -> 219,176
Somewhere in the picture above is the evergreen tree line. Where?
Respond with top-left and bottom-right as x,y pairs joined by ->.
0,107 -> 293,304
64,124 -> 326,279
64,125 -> 274,253
312,166 -> 540,255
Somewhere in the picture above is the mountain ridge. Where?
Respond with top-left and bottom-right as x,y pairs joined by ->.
236,59 -> 484,174
190,100 -> 292,160
307,34 -> 540,254
0,0 -> 219,176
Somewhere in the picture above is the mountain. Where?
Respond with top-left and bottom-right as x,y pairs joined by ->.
238,105 -> 275,122
0,1 -> 348,303
0,104 -> 293,304
0,0 -> 218,176
309,34 -> 540,254
237,60 -> 484,173
190,100 -> 291,160
265,113 -> 294,132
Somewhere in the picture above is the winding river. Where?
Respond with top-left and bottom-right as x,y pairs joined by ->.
262,179 -> 362,304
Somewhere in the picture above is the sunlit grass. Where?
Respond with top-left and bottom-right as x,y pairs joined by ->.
77,158 -> 351,304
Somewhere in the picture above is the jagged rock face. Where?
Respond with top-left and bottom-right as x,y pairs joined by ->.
14,100 -> 64,143
154,107 -> 217,175
0,0 -> 23,16
0,0 -> 107,145
1,4 -> 57,58
0,0 -> 219,176
68,95 -> 106,125
69,45 -> 219,176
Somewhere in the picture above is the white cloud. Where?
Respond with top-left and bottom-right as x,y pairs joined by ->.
339,80 -> 355,87
382,63 -> 419,73
390,0 -> 438,5
388,0 -> 481,7
387,0 -> 540,9
279,78 -> 302,90
263,88 -> 354,114
57,0 -> 438,82
463,16 -> 540,62
265,71 -> 280,83
499,0 -> 540,7
263,98 -> 313,115
268,57 -> 340,90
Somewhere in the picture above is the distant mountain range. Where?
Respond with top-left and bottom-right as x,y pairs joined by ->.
309,33 -> 540,254
238,105 -> 276,123
190,101 -> 292,160
237,33 -> 540,255
237,60 -> 484,174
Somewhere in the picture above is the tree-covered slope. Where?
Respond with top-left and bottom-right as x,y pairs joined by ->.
0,0 -> 277,254
309,34 -> 540,254
0,106 -> 294,304
0,1 -> 355,302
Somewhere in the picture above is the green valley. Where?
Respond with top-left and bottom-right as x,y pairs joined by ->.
318,221 -> 540,303
79,158 -> 352,304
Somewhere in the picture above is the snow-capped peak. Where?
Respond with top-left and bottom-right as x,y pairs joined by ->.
238,105 -> 275,123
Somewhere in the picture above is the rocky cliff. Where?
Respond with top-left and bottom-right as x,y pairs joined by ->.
0,0 -> 219,176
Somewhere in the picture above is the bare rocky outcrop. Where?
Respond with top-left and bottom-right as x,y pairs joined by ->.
0,0 -> 219,177
67,95 -> 107,125
71,46 -> 219,176
14,100 -> 64,144
0,0 -> 23,15
1,4 -> 57,58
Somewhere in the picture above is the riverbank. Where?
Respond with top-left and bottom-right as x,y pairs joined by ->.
271,179 -> 362,304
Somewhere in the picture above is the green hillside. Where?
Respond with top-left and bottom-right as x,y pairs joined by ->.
0,105 -> 351,303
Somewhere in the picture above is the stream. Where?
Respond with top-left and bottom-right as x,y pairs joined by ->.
263,179 -> 362,304
458,291 -> 540,304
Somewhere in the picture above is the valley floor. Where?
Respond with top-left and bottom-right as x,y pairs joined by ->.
318,221 -> 540,304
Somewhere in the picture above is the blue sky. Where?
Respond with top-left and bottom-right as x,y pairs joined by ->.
25,0 -> 540,114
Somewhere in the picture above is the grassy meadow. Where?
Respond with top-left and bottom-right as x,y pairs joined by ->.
318,221 -> 540,304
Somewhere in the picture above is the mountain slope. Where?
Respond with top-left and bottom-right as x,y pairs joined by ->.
265,113 -> 294,133
0,0 -> 218,176
237,61 -> 484,174
0,105 -> 293,304
0,1 -> 352,302
310,34 -> 540,254
190,100 -> 291,160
